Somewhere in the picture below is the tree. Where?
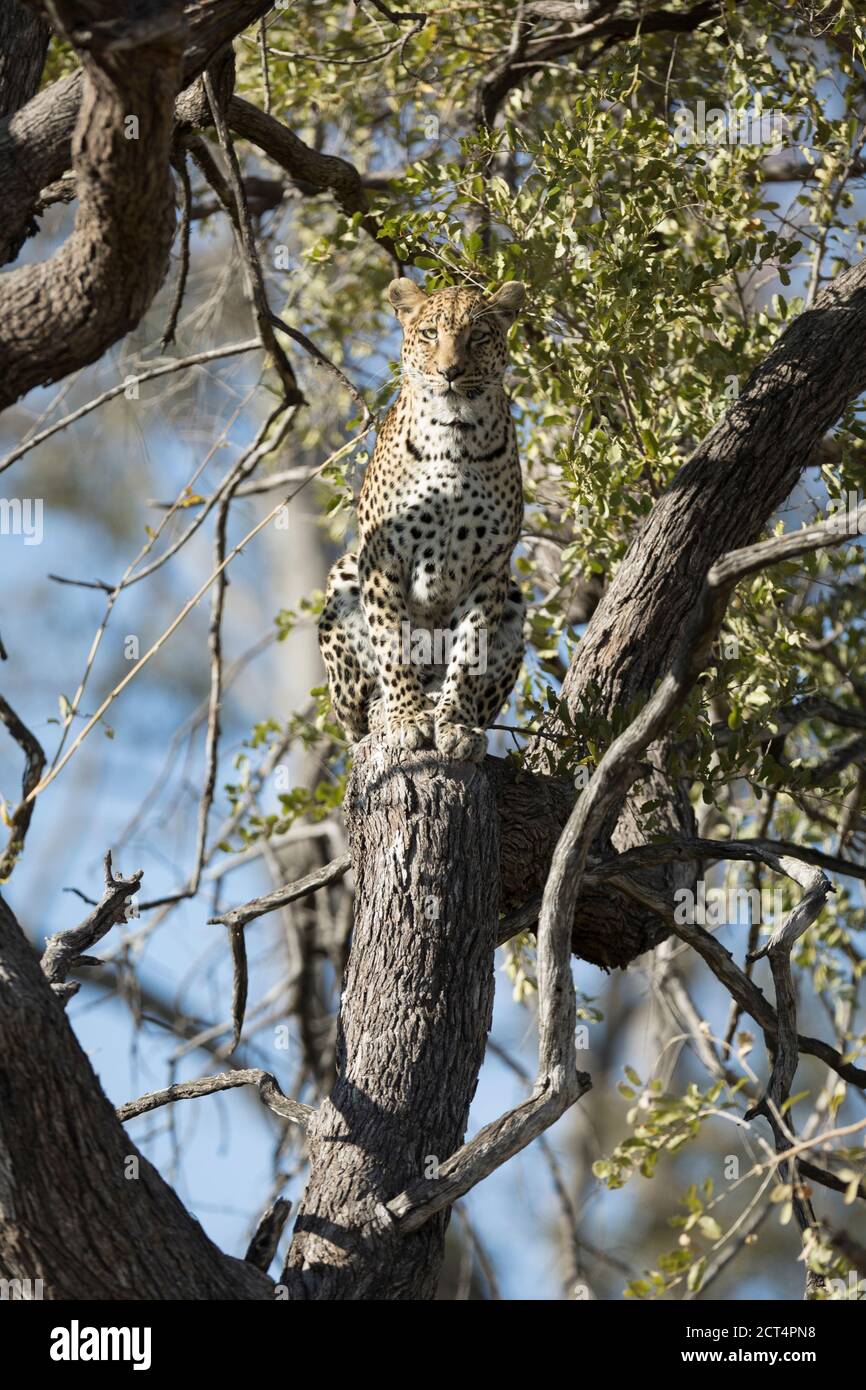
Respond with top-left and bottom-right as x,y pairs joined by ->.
1,0 -> 865,1303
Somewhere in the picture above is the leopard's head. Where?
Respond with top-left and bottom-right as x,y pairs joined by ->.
387,279 -> 525,401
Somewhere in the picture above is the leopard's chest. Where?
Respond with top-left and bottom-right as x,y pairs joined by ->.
381,419 -> 521,617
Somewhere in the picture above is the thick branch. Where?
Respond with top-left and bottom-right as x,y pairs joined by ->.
0,0 -> 274,265
226,95 -> 400,264
0,0 -> 187,410
523,254 -> 866,957
0,892 -> 272,1298
548,260 -> 866,739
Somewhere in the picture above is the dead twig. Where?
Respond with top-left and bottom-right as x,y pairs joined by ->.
41,852 -> 143,1004
116,1068 -> 312,1128
0,695 -> 45,881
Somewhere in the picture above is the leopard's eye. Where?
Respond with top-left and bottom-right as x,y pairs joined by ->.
470,327 -> 491,344
420,327 -> 438,342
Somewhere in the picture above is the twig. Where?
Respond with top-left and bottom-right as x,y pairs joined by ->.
188,404 -> 273,897
147,464 -> 320,509
41,852 -> 143,1004
0,341 -> 260,476
799,1160 -> 866,1204
26,408 -> 353,804
245,1196 -> 291,1271
229,924 -> 248,1052
684,1201 -> 771,1300
486,1037 -> 633,1284
209,854 -> 352,930
257,15 -> 271,116
47,385 -> 264,768
743,861 -> 830,1293
115,629 -> 276,852
226,95 -> 402,268
161,150 -> 193,348
360,0 -> 426,21
269,312 -> 372,426
202,71 -> 303,407
454,1206 -> 501,1300
0,696 -> 45,881
116,1068 -> 313,1127
611,358 -> 658,498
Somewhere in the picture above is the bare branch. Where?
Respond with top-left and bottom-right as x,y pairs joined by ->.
202,69 -> 303,407
600,836 -> 866,887
116,1067 -> 312,1128
245,1197 -> 291,1272
745,864 -> 833,964
209,854 -> 352,930
41,851 -> 142,1003
25,408 -> 313,803
0,693 -> 45,880
229,924 -> 248,1052
161,149 -> 192,348
227,95 -> 402,267
270,312 -> 373,427
0,341 -> 260,477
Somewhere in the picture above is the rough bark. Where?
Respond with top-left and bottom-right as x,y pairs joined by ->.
491,756 -> 662,968
285,741 -> 499,1299
0,1 -> 49,118
0,0 -> 272,267
0,1 -> 187,408
0,895 -> 271,1299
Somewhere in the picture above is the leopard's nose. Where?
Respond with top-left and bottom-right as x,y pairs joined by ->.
439,365 -> 461,382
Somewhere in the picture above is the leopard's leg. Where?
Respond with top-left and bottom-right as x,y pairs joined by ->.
435,571 -> 517,762
318,553 -> 377,743
358,535 -> 434,751
475,583 -> 526,730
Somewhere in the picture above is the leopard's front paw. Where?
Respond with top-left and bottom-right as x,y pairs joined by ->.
434,718 -> 487,763
386,711 -> 435,751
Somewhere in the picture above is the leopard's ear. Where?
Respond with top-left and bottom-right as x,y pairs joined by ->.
486,281 -> 526,326
388,277 -> 427,324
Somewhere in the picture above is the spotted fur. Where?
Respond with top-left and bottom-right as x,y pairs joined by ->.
318,278 -> 526,762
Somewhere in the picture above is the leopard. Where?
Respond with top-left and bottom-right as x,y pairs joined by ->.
318,276 -> 527,763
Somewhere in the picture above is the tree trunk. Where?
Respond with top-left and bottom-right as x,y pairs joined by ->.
0,2 -> 49,119
0,896 -> 271,1299
285,739 -> 499,1299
